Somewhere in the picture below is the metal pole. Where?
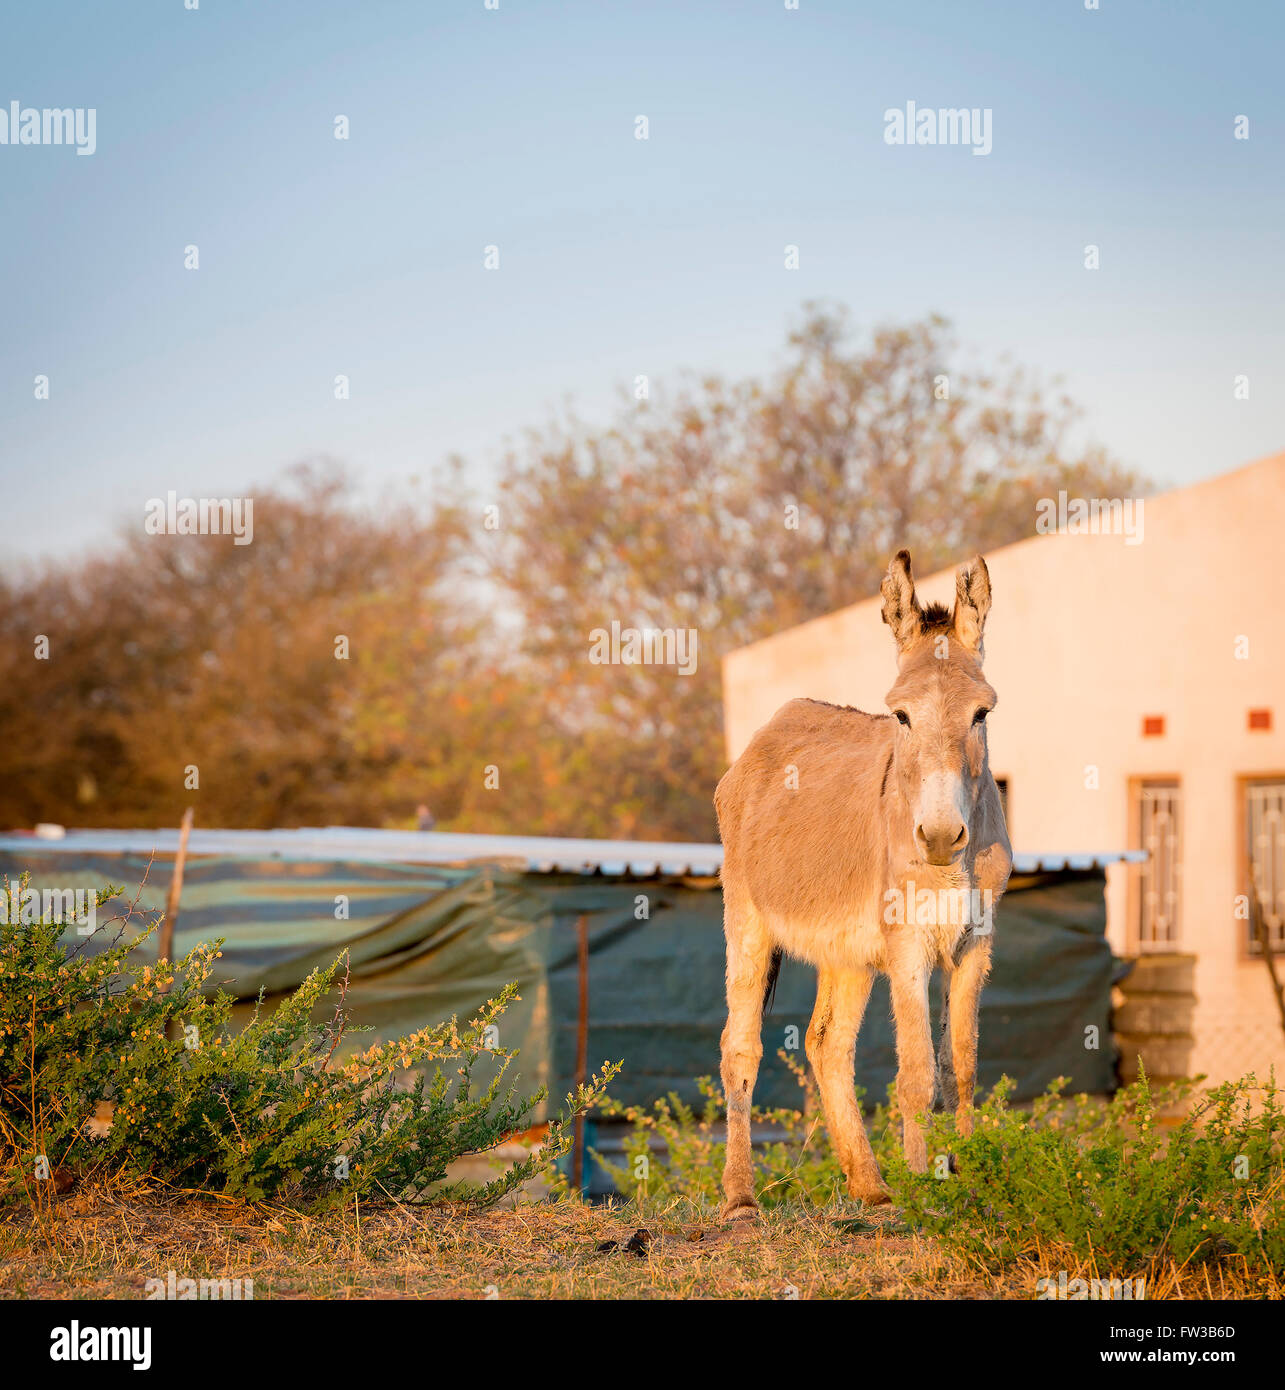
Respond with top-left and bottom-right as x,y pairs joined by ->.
571,912 -> 589,1194
1251,880 -> 1285,1040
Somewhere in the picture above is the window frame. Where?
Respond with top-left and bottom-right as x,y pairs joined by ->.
1128,776 -> 1183,955
1240,774 -> 1285,960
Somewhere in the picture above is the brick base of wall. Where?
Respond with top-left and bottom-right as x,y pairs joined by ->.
1113,953 -> 1197,1102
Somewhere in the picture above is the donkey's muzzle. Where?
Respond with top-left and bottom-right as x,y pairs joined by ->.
916,821 -> 969,866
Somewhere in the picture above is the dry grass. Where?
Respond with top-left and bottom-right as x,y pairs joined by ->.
0,1176 -> 1275,1300
0,1174 -> 987,1300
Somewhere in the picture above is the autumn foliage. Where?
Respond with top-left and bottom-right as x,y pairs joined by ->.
0,308 -> 1143,840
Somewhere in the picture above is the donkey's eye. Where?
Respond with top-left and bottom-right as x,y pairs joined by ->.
894,710 -> 911,728
972,707 -> 990,725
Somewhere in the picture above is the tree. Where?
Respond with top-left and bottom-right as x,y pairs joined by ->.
0,464 -> 485,829
1,308 -> 1145,841
487,306 -> 1144,839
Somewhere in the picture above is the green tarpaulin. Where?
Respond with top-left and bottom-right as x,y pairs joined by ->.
3,851 -> 1119,1113
541,869 -> 1118,1106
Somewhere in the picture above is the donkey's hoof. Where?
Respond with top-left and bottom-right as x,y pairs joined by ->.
720,1195 -> 760,1222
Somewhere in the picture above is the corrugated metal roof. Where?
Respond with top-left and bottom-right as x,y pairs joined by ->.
0,827 -> 1145,878
1011,851 -> 1146,873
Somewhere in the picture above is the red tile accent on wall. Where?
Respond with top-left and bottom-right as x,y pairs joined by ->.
1248,708 -> 1272,731
1142,715 -> 1165,737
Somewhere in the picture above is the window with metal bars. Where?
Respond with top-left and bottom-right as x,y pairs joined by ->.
1246,779 -> 1285,956
1135,780 -> 1182,952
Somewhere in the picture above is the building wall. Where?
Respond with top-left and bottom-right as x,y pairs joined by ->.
721,452 -> 1285,1085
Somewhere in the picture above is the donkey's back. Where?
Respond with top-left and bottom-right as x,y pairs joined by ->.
716,696 -> 894,949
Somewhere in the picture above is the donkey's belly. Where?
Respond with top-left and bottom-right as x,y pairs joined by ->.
764,907 -> 974,973
765,909 -> 889,972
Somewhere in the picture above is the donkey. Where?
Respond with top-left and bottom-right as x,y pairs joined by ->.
714,550 -> 1012,1217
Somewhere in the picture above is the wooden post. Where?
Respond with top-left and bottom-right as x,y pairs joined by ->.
571,912 -> 589,1194
157,807 -> 194,977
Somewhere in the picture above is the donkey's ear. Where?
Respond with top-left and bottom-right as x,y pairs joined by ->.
880,549 -> 924,652
952,555 -> 992,652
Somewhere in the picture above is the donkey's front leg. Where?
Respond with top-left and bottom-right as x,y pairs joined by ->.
806,966 -> 889,1205
944,935 -> 991,1138
719,904 -> 771,1220
889,959 -> 935,1173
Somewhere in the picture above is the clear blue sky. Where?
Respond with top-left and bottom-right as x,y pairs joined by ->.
3,0 -> 1282,563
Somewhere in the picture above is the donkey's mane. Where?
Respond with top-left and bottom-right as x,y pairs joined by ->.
920,600 -> 953,630
803,698 -> 890,718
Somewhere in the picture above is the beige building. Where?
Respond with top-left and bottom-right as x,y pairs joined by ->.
722,451 -> 1285,1087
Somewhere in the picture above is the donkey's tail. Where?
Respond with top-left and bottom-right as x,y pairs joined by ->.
761,947 -> 784,1017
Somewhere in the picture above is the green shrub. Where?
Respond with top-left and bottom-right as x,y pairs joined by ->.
890,1069 -> 1285,1279
595,1058 -> 1284,1282
0,877 -> 617,1210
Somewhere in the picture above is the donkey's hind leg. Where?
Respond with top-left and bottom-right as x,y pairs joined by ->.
937,969 -> 958,1112
719,897 -> 772,1221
